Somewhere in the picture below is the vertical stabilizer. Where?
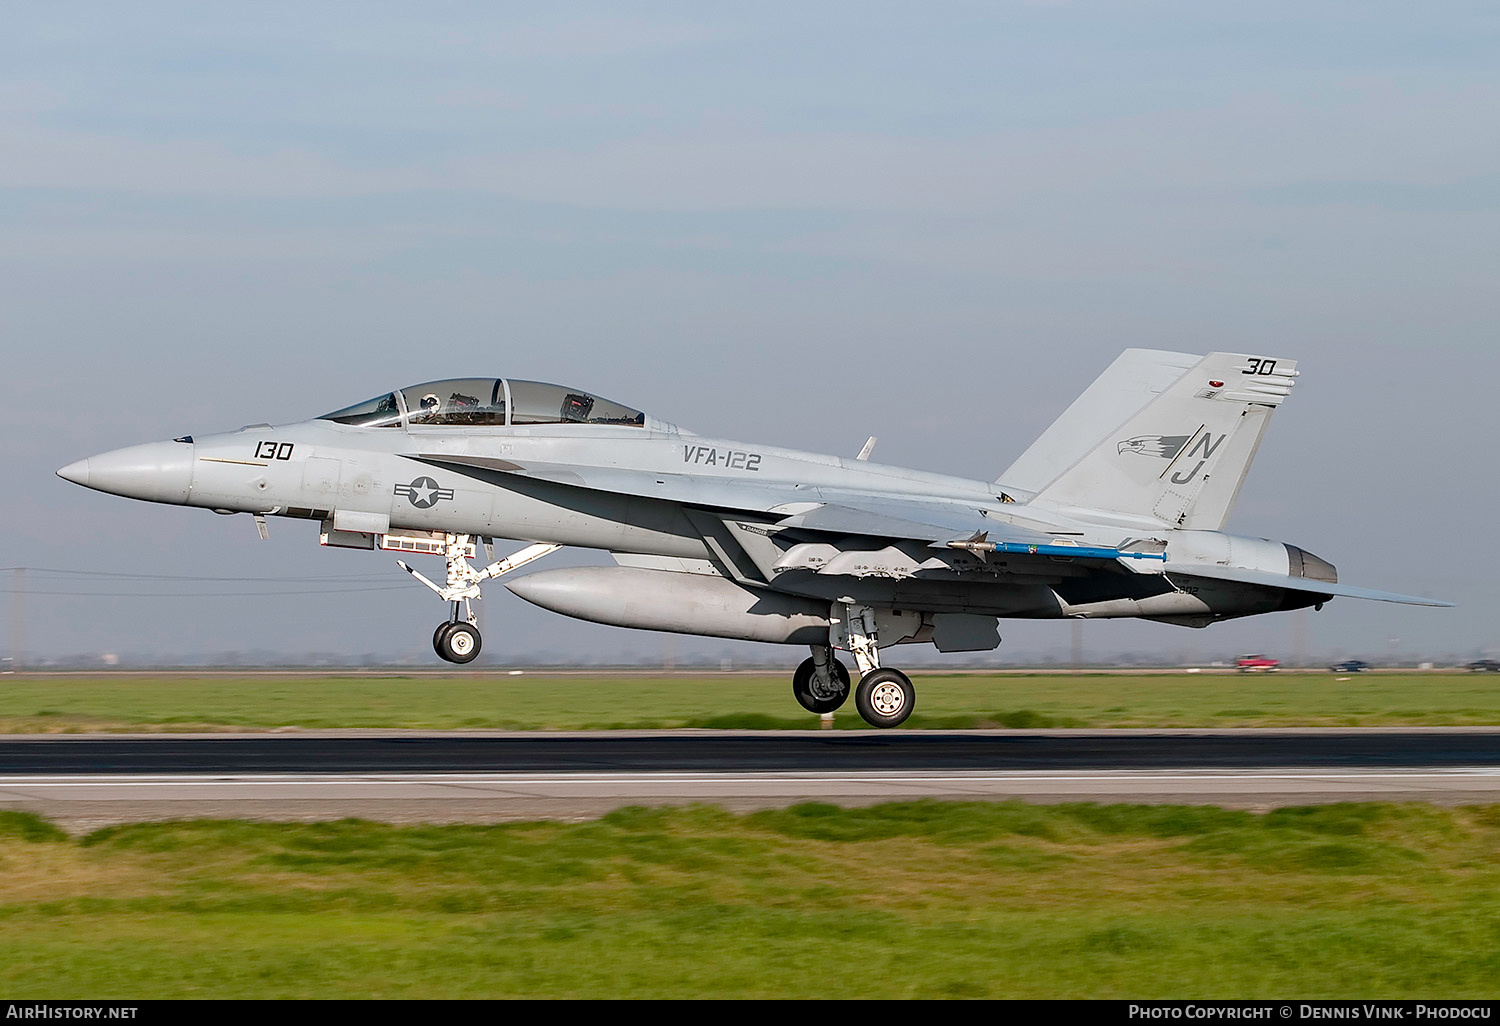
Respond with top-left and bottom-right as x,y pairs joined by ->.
998,349 -> 1198,495
1027,353 -> 1297,530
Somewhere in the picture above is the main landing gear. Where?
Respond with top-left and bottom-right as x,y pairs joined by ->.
853,668 -> 915,729
400,535 -> 560,665
793,601 -> 916,728
792,646 -> 851,714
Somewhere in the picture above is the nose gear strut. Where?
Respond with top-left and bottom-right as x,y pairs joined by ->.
398,535 -> 560,663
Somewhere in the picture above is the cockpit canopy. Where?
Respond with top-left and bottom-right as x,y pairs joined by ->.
320,379 -> 647,429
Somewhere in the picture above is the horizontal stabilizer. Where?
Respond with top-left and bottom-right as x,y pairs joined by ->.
1163,563 -> 1452,607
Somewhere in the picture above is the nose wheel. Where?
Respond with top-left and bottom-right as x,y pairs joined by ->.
398,535 -> 560,665
434,620 -> 482,664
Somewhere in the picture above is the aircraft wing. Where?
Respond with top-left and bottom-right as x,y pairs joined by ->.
409,453 -> 1056,547
1162,562 -> 1453,607
771,500 -> 1054,545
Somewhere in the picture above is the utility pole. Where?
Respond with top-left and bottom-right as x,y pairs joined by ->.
8,568 -> 23,672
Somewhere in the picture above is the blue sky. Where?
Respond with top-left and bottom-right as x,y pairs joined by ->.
3,3 -> 1496,663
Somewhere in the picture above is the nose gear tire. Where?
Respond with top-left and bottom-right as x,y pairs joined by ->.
436,622 -> 482,664
433,621 -> 457,658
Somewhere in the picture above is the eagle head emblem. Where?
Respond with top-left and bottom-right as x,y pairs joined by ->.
1118,434 -> 1191,459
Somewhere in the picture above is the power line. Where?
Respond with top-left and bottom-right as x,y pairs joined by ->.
0,567 -> 394,581
10,586 -> 414,598
0,567 -> 414,598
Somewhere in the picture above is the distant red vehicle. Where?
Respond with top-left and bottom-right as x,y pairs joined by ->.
1236,654 -> 1280,671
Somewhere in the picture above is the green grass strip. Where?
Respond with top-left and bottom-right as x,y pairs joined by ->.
4,671 -> 1500,732
0,800 -> 1496,997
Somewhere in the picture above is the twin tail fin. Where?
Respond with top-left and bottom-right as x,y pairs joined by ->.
1003,351 -> 1297,531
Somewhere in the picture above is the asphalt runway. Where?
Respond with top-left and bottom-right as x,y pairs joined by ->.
0,729 -> 1496,829
1,728 -> 1499,773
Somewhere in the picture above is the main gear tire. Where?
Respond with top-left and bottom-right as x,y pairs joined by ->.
792,656 -> 851,714
854,668 -> 915,728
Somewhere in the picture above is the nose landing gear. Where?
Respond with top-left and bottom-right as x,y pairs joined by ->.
400,535 -> 560,664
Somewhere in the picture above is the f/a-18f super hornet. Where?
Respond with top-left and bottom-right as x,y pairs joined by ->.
57,350 -> 1448,727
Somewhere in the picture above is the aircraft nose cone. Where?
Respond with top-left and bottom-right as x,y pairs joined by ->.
56,459 -> 90,487
57,441 -> 195,504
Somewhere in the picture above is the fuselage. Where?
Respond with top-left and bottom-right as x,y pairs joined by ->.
61,417 -> 1021,551
56,402 -> 1324,627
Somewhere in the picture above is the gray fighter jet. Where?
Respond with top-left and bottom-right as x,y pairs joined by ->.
57,350 -> 1448,727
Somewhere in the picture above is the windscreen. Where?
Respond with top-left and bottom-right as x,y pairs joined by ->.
318,392 -> 403,427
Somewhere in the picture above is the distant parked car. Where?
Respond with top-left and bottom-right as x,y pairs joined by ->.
1467,659 -> 1500,672
1236,654 -> 1280,671
1329,659 -> 1370,673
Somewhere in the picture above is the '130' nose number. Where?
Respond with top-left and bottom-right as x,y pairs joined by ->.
255,442 -> 294,461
